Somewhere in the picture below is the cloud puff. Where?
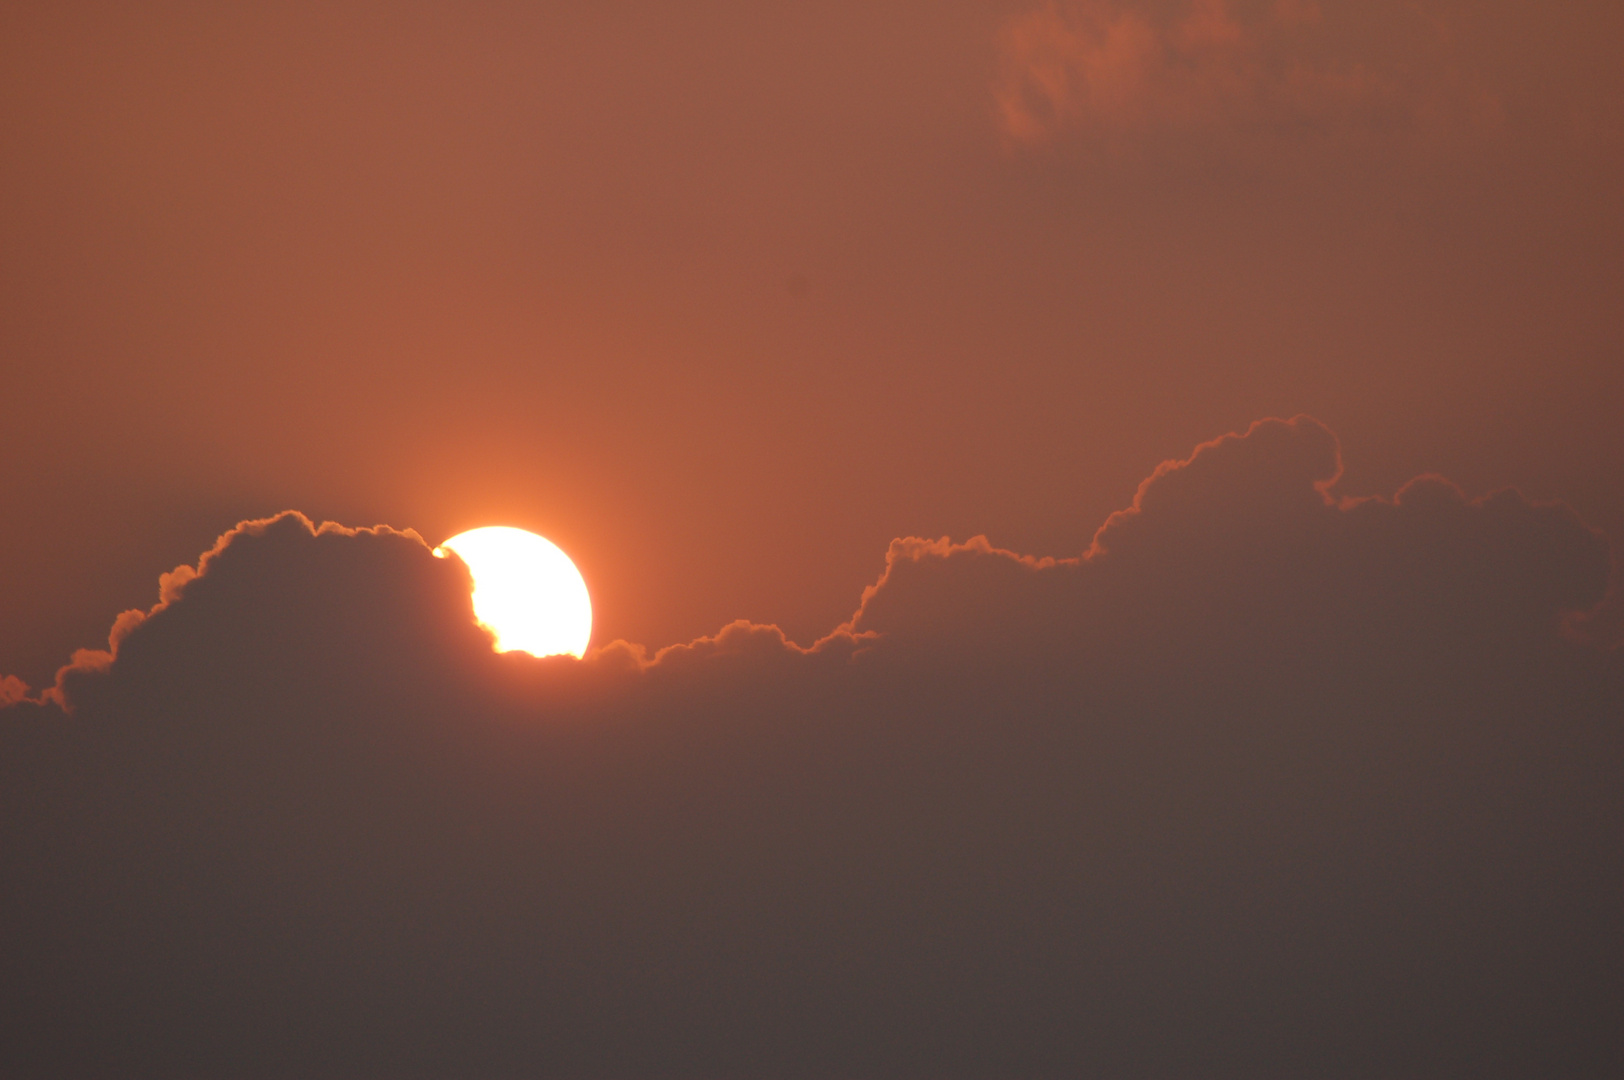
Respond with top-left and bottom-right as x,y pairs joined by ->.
35,512 -> 501,713
0,674 -> 27,707
3,417 -> 1621,1077
994,0 -> 1502,150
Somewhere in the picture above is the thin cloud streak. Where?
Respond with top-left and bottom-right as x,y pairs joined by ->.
994,0 -> 1503,151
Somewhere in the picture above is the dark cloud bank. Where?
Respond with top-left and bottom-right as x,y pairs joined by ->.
4,417 -> 1622,1078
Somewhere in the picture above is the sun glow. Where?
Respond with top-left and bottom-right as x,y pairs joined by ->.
434,527 -> 592,659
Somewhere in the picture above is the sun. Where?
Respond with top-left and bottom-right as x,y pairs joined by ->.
434,526 -> 592,659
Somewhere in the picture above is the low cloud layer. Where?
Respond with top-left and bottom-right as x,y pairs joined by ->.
995,0 -> 1501,151
4,417 -> 1621,1077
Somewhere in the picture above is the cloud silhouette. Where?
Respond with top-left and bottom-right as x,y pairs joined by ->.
849,417 -> 1608,666
3,417 -> 1621,1078
34,513 -> 499,714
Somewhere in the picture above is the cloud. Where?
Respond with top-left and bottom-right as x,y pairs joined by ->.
34,512 -> 500,713
3,418 -> 1621,1077
849,417 -> 1609,666
1568,576 -> 1624,652
993,0 -> 1502,151
0,674 -> 28,707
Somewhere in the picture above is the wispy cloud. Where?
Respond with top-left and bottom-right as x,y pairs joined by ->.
994,0 -> 1501,151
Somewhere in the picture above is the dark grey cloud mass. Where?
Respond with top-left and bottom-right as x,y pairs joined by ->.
3,417 -> 1621,1078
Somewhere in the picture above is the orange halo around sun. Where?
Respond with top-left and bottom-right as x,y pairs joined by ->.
434,527 -> 592,659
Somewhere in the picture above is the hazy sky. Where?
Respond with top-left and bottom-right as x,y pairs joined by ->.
3,0 -> 1619,685
3,4 -> 1622,1074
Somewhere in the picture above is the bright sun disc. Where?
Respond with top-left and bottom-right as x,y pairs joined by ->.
434,527 -> 592,659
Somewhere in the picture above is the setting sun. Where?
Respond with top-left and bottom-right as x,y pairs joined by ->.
434,526 -> 592,659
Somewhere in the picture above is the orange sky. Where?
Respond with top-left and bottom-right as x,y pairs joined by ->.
3,6 -> 1624,1070
3,0 -> 1620,683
